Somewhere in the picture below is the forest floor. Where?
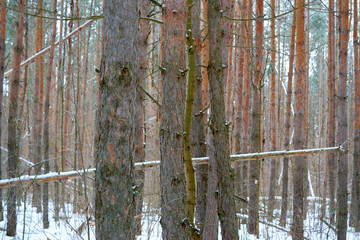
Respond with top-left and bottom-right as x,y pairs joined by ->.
0,199 -> 359,239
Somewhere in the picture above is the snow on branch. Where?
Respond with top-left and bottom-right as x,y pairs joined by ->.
0,168 -> 96,189
0,145 -> 343,188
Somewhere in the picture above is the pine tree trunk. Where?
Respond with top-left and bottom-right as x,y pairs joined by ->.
280,0 -> 296,227
353,0 -> 360,232
6,0 -> 25,236
326,0 -> 336,225
0,0 -> 7,222
206,2 -> 239,239
190,0 -> 208,234
42,0 -> 57,229
133,1 -> 149,235
95,1 -> 140,239
337,0 -> 350,238
159,1 -> 191,239
33,0 -> 44,213
292,0 -> 306,238
268,0 -> 277,220
248,0 -> 263,236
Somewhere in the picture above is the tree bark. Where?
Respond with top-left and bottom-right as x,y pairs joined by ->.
248,0 -> 263,236
42,0 -> 57,229
268,0 -> 278,220
159,1 -> 191,239
6,0 -> 25,236
206,2 -> 239,239
0,0 -> 7,222
337,0 -> 350,238
280,0 -> 296,227
95,1 -> 140,239
292,0 -> 306,238
326,0 -> 336,225
353,0 -> 360,232
32,0 -> 44,213
190,0 -> 208,235
184,0 -> 197,229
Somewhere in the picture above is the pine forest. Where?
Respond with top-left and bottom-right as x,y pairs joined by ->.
0,0 -> 360,239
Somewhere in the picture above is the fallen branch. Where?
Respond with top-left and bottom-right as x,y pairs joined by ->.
0,168 -> 96,188
0,145 -> 343,188
4,19 -> 95,78
134,145 -> 344,169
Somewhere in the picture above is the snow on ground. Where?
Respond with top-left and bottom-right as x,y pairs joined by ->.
0,200 -> 360,239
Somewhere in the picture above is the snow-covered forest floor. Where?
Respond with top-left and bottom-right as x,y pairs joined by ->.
0,199 -> 359,239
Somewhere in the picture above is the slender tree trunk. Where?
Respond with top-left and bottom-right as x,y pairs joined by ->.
33,0 -> 44,213
292,0 -> 306,238
241,0 -> 252,210
234,0 -> 244,213
6,0 -> 25,236
280,0 -> 296,227
192,0 -> 208,236
206,2 -> 239,239
337,0 -> 350,238
221,0 -> 234,118
200,2 -> 218,239
95,1 -> 140,239
55,0 -> 65,218
42,0 -> 57,229
248,0 -> 263,236
134,1 -> 149,235
0,0 -> 7,222
353,0 -> 360,232
160,1 -> 191,239
268,0 -> 277,220
184,0 -> 197,230
326,0 -> 336,225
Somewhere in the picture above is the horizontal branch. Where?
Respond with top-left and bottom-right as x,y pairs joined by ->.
134,145 -> 344,169
0,146 -> 343,188
4,19 -> 95,78
0,168 -> 96,189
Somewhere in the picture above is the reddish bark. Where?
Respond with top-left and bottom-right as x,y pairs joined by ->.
292,0 -> 307,238
0,0 -> 7,222
7,0 -> 25,235
326,0 -> 336,224
337,0 -> 350,238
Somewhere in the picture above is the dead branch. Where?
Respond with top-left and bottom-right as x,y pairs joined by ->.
0,145 -> 343,188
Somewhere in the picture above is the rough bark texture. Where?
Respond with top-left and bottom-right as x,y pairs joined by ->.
192,0 -> 208,233
206,1 -> 238,239
42,0 -> 57,229
240,0 -> 252,207
337,0 -> 349,238
234,1 -> 245,212
0,0 -> 7,222
292,0 -> 306,238
326,0 -> 336,224
33,0 -> 44,213
353,0 -> 360,231
248,0 -> 263,236
280,0 -> 296,226
6,0 -> 25,236
159,1 -> 191,239
95,1 -> 140,239
184,0 -> 197,227
221,0 -> 234,111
